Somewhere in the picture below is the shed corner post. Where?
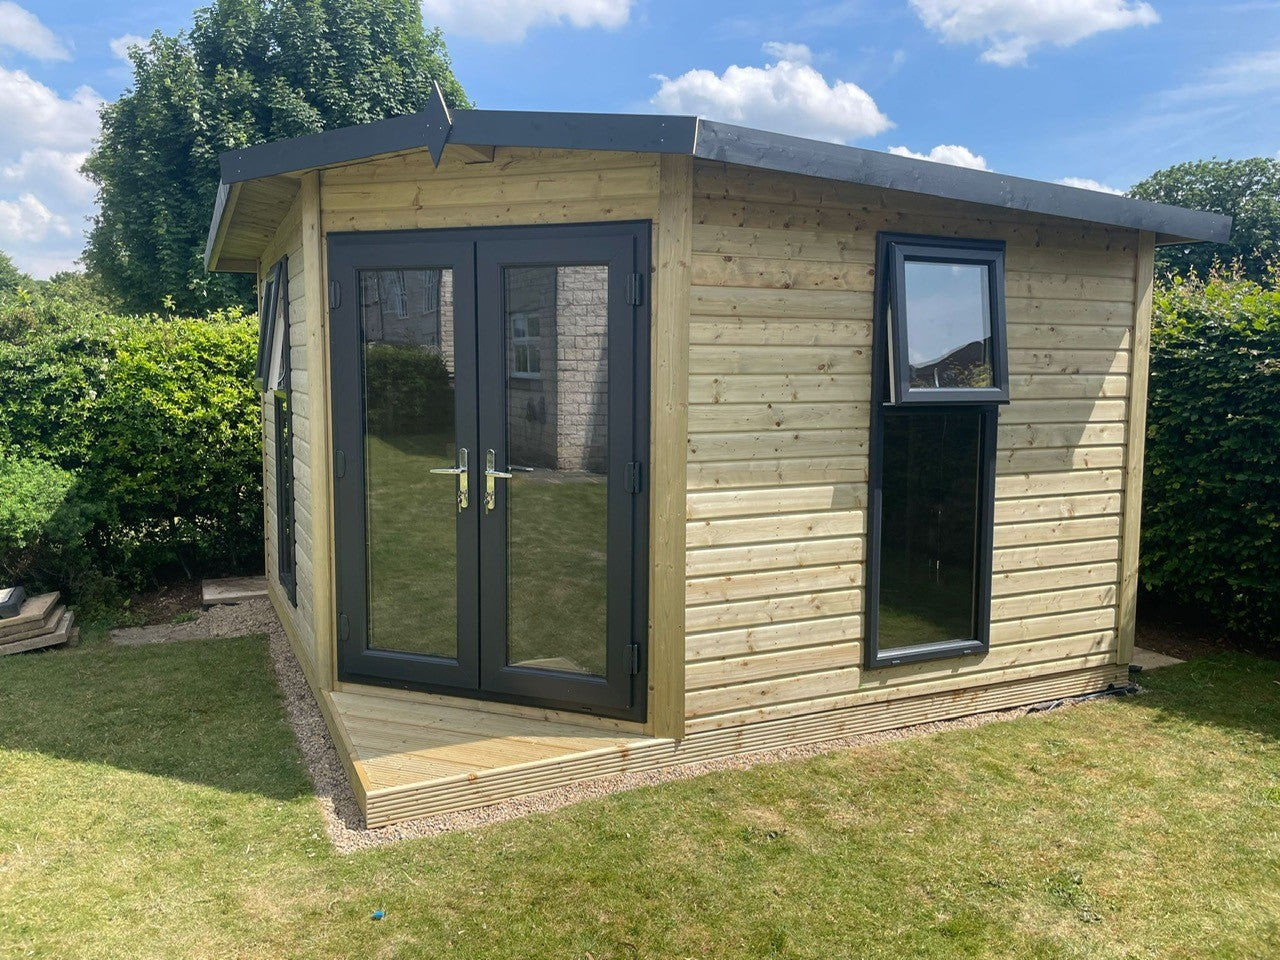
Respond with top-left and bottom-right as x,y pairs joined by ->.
301,168 -> 337,691
1117,230 -> 1156,667
650,153 -> 693,739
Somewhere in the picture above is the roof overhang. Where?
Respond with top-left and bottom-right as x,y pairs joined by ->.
206,82 -> 1232,273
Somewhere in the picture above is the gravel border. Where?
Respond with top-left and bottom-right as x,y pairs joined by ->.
254,601 -> 1137,854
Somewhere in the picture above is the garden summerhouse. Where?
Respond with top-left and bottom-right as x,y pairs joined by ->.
205,84 -> 1230,827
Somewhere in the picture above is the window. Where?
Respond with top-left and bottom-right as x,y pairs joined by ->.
886,238 -> 1008,404
510,310 -> 542,378
258,257 -> 296,605
866,235 -> 1005,668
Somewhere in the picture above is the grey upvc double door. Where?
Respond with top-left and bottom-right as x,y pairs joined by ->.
328,223 -> 649,720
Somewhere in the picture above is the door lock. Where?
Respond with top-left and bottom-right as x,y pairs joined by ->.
484,449 -> 513,513
429,447 -> 469,512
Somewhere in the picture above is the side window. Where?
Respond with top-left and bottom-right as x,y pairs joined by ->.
259,258 -> 297,605
886,239 -> 1009,404
866,235 -> 1005,668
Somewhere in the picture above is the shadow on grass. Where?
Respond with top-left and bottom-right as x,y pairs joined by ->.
0,634 -> 312,801
1123,651 -> 1280,742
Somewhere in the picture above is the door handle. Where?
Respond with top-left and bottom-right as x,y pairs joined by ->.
429,447 -> 469,512
484,449 -> 513,513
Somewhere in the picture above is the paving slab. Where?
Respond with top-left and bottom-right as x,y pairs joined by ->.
0,609 -> 74,656
0,604 -> 65,644
1131,647 -> 1186,670
0,593 -> 60,636
201,576 -> 269,607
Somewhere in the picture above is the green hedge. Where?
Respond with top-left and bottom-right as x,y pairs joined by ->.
0,295 -> 261,598
1143,273 -> 1280,642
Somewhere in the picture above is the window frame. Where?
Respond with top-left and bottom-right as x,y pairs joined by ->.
865,233 -> 1002,669
260,256 -> 297,606
254,260 -> 284,391
885,236 -> 1010,406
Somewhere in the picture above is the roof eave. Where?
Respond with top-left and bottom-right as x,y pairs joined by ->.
204,109 -> 1232,275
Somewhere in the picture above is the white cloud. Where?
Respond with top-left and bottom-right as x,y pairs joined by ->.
1162,46 -> 1280,104
109,33 -> 147,63
0,3 -> 69,62
0,68 -> 102,276
888,143 -> 990,170
420,0 -> 631,42
651,43 -> 892,143
1056,176 -> 1124,194
0,193 -> 69,245
909,0 -> 1159,66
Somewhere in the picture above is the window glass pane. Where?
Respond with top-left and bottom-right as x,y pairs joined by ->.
878,410 -> 981,650
503,265 -> 609,677
903,261 -> 993,390
267,278 -> 289,391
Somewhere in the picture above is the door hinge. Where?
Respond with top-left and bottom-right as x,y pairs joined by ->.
334,449 -> 346,479
328,279 -> 341,310
338,613 -> 350,642
625,272 -> 644,306
624,460 -> 643,494
628,642 -> 642,676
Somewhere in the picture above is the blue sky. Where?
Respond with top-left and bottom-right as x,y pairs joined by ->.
5,0 -> 1280,276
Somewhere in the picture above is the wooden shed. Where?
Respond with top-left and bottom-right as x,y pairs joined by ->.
205,85 -> 1230,827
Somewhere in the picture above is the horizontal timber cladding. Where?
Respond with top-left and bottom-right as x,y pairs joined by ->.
319,146 -> 661,234
682,160 -> 1141,724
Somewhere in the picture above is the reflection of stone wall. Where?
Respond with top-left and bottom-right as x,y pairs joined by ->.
439,270 -> 454,372
506,268 -> 559,469
501,266 -> 609,473
555,266 -> 609,473
374,264 -> 609,472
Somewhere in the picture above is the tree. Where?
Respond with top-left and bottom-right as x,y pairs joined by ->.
0,250 -> 26,296
1129,158 -> 1280,283
83,0 -> 469,315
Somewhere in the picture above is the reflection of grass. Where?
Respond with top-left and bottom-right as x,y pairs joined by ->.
365,433 -> 608,675
879,565 -> 975,649
507,472 -> 608,674
366,432 -> 457,659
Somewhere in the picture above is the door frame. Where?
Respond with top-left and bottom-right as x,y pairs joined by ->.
327,221 -> 651,722
328,234 -> 481,690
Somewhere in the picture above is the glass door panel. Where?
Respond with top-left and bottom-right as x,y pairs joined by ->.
330,237 -> 478,691
501,265 -> 610,676
476,228 -> 647,717
360,267 -> 459,659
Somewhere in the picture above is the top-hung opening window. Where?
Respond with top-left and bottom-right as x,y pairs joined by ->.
885,237 -> 1010,405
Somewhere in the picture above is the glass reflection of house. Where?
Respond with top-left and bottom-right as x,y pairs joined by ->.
909,340 -> 993,389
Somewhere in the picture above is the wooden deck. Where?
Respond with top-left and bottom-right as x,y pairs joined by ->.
321,661 -> 1130,828
327,689 -> 662,826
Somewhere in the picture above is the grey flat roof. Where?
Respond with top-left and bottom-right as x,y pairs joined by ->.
206,90 -> 1232,269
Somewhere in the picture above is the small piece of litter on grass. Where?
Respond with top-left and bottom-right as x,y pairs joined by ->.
372,910 -> 385,921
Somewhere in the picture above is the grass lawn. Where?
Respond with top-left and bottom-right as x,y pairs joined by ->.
2,638 -> 1278,959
